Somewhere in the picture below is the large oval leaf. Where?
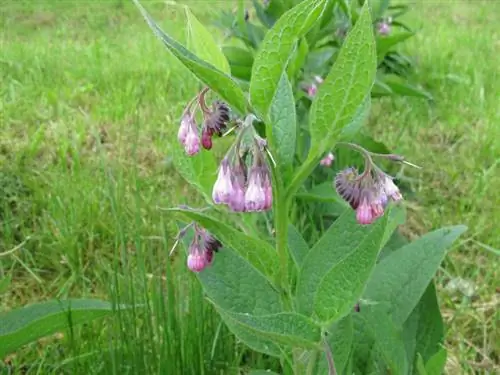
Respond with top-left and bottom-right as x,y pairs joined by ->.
308,2 -> 376,157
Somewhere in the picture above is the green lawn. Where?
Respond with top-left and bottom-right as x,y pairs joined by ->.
1,0 -> 498,374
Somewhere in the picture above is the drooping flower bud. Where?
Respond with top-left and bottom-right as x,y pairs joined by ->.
380,175 -> 402,202
263,172 -> 273,210
203,101 -> 230,136
356,197 -> 375,225
377,22 -> 391,36
201,128 -> 213,150
178,111 -> 193,144
320,152 -> 335,167
229,163 -> 246,212
307,83 -> 318,97
187,238 -> 207,272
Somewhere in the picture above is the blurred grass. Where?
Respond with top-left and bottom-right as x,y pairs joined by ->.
0,0 -> 498,374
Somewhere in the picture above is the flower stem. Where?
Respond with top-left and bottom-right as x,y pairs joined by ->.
275,181 -> 291,301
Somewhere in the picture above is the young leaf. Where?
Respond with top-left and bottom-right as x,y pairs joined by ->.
317,315 -> 353,375
185,8 -> 230,74
313,213 -> 389,323
250,0 -> 327,120
223,46 -> 254,81
359,304 -> 409,375
133,0 -> 248,114
412,283 -> 444,364
269,72 -> 296,167
308,2 -> 376,157
296,209 -> 386,318
171,208 -> 279,276
171,145 -> 217,204
288,223 -> 310,267
424,348 -> 447,375
218,310 -> 321,349
363,226 -> 467,325
0,299 -> 129,357
376,31 -> 414,62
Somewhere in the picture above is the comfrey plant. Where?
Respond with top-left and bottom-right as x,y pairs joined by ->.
135,1 -> 465,374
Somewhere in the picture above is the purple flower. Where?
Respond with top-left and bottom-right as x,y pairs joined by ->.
187,239 -> 207,272
229,164 -> 246,212
212,158 -> 234,205
377,22 -> 391,36
263,173 -> 273,210
184,123 -> 200,156
356,197 -> 375,225
381,175 -> 402,201
203,100 -> 230,137
307,83 -> 318,97
178,111 -> 193,144
320,152 -> 335,167
244,168 -> 266,212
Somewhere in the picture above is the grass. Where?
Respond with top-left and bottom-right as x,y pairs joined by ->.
0,0 -> 498,374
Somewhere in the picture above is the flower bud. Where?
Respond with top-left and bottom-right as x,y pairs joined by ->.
201,128 -> 213,150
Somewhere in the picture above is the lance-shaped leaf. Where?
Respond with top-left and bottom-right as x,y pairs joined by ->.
219,310 -> 322,349
250,0 -> 327,120
308,2 -> 376,157
317,314 -> 353,375
363,225 -> 467,325
314,213 -> 389,323
171,208 -> 278,276
185,7 -> 230,74
287,223 -> 309,267
296,209 -> 387,318
0,299 -> 130,357
133,0 -> 248,114
171,145 -> 217,203
358,304 -> 409,375
269,72 -> 296,167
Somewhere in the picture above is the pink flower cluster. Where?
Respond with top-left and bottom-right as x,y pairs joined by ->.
213,142 -> 273,213
335,167 -> 402,225
186,226 -> 222,272
178,89 -> 230,156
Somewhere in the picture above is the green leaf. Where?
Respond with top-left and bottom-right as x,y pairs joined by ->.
359,304 -> 409,375
185,7 -> 230,74
363,226 -> 467,325
297,182 -> 349,207
133,0 -> 248,114
424,348 -> 447,375
252,0 -> 275,28
383,75 -> 433,100
376,31 -> 414,62
339,95 -> 371,141
287,37 -> 309,79
413,283 -> 444,365
416,353 -> 429,375
296,209 -> 387,318
308,2 -> 376,157
287,223 -> 310,267
269,72 -> 296,167
171,145 -> 217,203
223,46 -> 254,81
222,313 -> 282,357
220,310 -> 321,348
248,371 -> 280,375
250,0 -> 327,120
170,208 -> 279,277
0,299 -> 127,357
314,213 -> 389,323
317,315 -> 353,375
198,247 -> 281,315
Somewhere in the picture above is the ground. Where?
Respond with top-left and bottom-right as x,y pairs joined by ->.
0,0 -> 498,374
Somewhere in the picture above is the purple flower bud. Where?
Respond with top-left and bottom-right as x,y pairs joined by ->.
377,22 -> 391,36
320,152 -> 335,167
307,84 -> 318,97
201,128 -> 213,150
187,240 -> 208,272
244,168 -> 266,212
356,198 -> 375,225
212,159 -> 234,205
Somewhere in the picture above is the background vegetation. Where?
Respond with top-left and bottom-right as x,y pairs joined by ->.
1,0 -> 498,373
